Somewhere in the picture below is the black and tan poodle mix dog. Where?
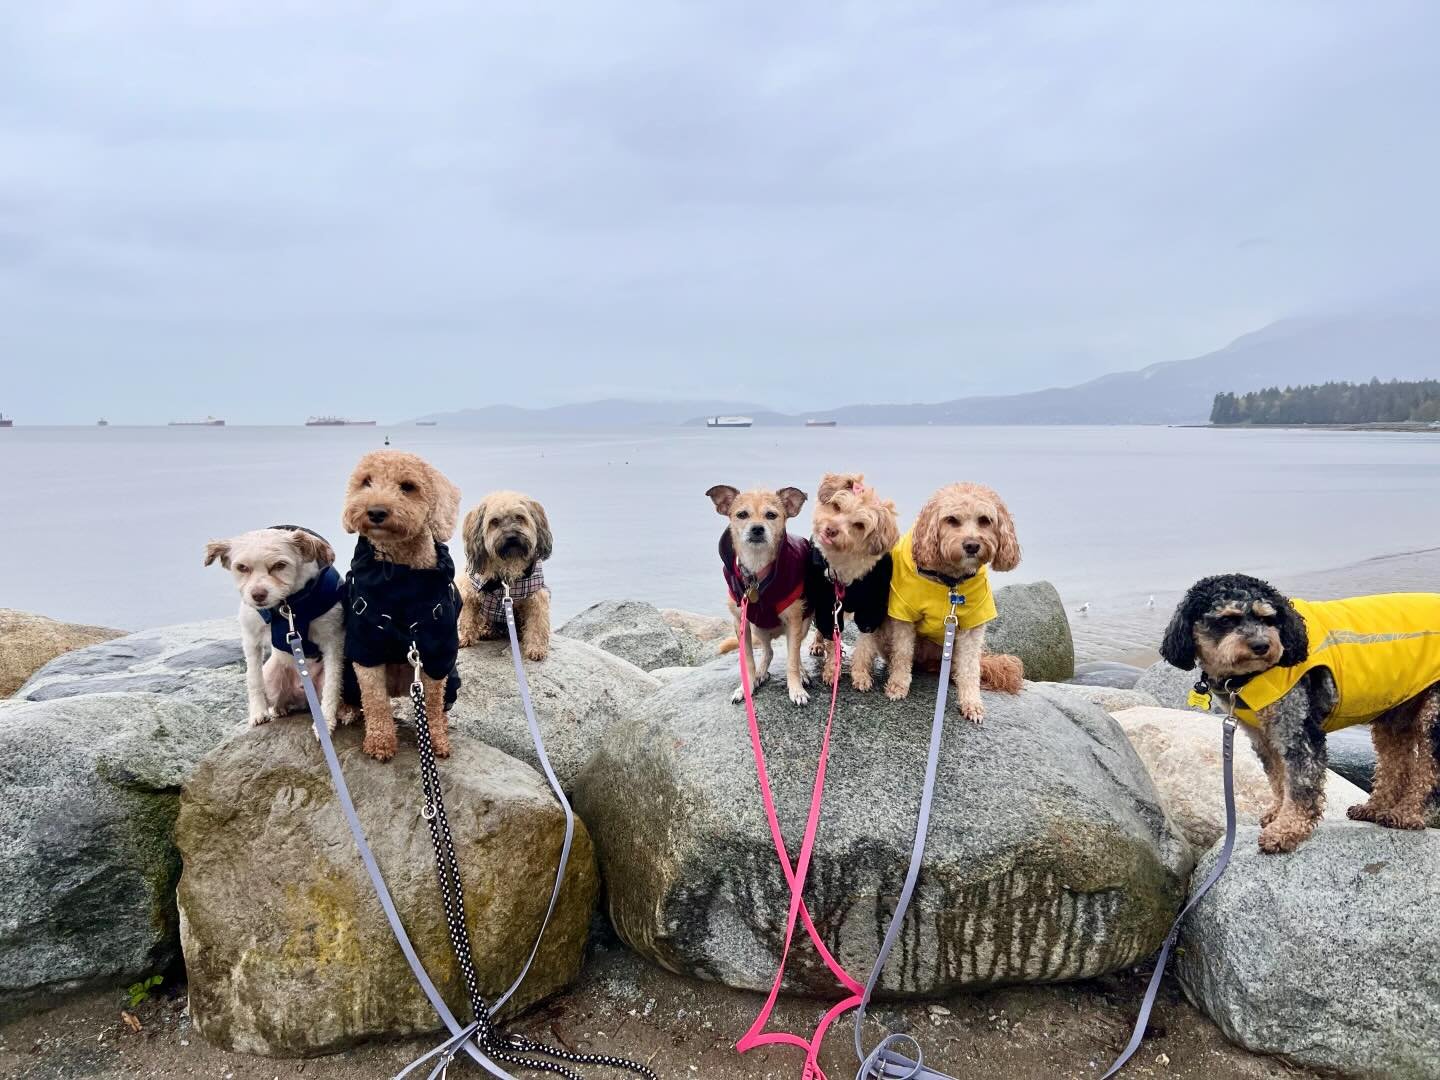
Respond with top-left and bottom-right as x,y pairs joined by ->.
1162,573 -> 1440,853
456,490 -> 554,661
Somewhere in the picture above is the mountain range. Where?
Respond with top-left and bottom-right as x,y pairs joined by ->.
412,312 -> 1439,427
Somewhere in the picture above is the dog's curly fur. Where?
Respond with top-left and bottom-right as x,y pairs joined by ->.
456,490 -> 554,661
342,450 -> 461,762
1162,573 -> 1440,853
807,472 -> 899,691
879,482 -> 1024,723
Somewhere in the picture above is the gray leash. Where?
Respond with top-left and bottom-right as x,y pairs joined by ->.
282,616 -> 520,1080
283,598 -> 653,1080
1099,711 -> 1237,1077
852,600 -> 963,1080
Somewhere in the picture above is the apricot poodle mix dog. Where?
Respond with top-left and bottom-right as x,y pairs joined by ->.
341,450 -> 463,762
804,472 -> 899,691
1162,573 -> 1440,853
456,490 -> 554,661
880,482 -> 1024,723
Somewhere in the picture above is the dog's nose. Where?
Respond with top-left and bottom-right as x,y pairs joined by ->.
824,526 -> 840,540
250,588 -> 268,604
747,525 -> 767,541
963,541 -> 982,556
367,507 -> 389,525
1248,638 -> 1271,656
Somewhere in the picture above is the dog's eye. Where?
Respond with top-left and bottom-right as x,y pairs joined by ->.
360,476 -> 372,488
736,510 -> 750,520
764,510 -> 778,520
270,561 -> 287,572
977,515 -> 992,527
235,564 -> 250,574
944,515 -> 960,528
400,481 -> 417,494
851,521 -> 864,531
1213,614 -> 1241,630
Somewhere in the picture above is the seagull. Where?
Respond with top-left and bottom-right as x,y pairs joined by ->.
1146,595 -> 1156,609
1078,602 -> 1091,615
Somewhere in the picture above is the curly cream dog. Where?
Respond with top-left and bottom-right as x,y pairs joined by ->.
456,490 -> 554,661
341,450 -> 463,763
880,482 -> 1024,723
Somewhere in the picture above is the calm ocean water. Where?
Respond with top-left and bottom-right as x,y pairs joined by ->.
2,424 -> 1438,634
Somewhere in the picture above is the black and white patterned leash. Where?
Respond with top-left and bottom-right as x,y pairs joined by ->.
401,602 -> 658,1080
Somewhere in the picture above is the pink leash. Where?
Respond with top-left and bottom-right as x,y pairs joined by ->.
734,589 -> 864,1080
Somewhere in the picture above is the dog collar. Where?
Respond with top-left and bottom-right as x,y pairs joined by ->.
914,564 -> 977,589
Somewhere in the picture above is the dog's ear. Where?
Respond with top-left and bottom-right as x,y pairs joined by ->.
706,485 -> 739,516
527,498 -> 554,562
777,486 -> 807,519
428,468 -> 461,542
1159,587 -> 1202,670
868,498 -> 901,556
462,501 -> 489,577
817,472 -> 859,504
1269,588 -> 1310,667
289,530 -> 335,567
911,496 -> 941,568
991,495 -> 1022,572
203,540 -> 231,569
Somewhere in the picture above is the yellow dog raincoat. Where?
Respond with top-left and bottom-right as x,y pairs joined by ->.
887,530 -> 998,644
1233,593 -> 1440,730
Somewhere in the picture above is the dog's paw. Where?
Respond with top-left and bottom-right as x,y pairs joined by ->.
337,703 -> 361,726
248,709 -> 273,727
821,662 -> 837,688
731,685 -> 747,704
1346,802 -> 1379,823
524,644 -> 549,662
431,732 -> 452,759
884,676 -> 911,701
789,683 -> 810,707
1373,809 -> 1427,830
1257,824 -> 1305,854
361,734 -> 396,763
808,637 -> 826,657
457,630 -> 478,649
850,667 -> 874,692
957,697 -> 985,725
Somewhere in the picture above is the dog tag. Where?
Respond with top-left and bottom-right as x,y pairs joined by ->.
1186,688 -> 1212,711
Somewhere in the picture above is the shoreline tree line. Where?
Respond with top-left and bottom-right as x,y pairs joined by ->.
1211,378 -> 1440,425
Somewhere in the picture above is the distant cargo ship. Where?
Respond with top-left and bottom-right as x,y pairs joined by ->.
805,419 -> 837,427
169,416 -> 225,427
415,420 -> 438,426
306,416 -> 377,427
0,413 -> 12,428
706,415 -> 753,428
97,419 -> 109,427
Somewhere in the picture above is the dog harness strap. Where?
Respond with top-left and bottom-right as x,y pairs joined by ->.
735,592 -> 864,1080
851,605 -> 962,1080
472,561 -> 546,631
282,634 -> 524,1080
1100,716 -> 1239,1078
260,565 -> 344,658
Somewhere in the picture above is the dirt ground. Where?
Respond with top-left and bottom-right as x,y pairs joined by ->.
0,944 -> 1318,1080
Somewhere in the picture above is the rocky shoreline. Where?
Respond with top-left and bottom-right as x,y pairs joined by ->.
1,568 -> 1436,1079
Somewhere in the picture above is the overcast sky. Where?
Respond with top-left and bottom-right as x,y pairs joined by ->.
2,1 -> 1438,423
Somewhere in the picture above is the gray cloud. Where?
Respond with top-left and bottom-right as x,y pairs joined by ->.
2,1 -> 1438,422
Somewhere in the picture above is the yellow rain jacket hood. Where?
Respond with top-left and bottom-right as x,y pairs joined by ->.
1233,594 -> 1440,730
887,530 -> 998,644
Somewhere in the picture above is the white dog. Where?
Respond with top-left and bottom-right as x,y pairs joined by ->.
204,526 -> 346,732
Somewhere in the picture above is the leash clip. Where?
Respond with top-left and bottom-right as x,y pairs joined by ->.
502,580 -> 514,609
407,641 -> 423,689
945,593 -> 961,627
278,602 -> 297,636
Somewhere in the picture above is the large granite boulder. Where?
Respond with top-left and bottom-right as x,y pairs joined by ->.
176,723 -> 597,1057
0,693 -> 234,1019
16,619 -> 247,723
1178,823 -> 1440,1078
660,608 -> 731,654
987,581 -> 1074,683
1111,707 -> 1368,851
451,636 -> 660,789
1028,681 -> 1159,715
1132,662 -> 1378,792
575,657 -> 1192,996
558,599 -> 693,670
0,609 -> 124,698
